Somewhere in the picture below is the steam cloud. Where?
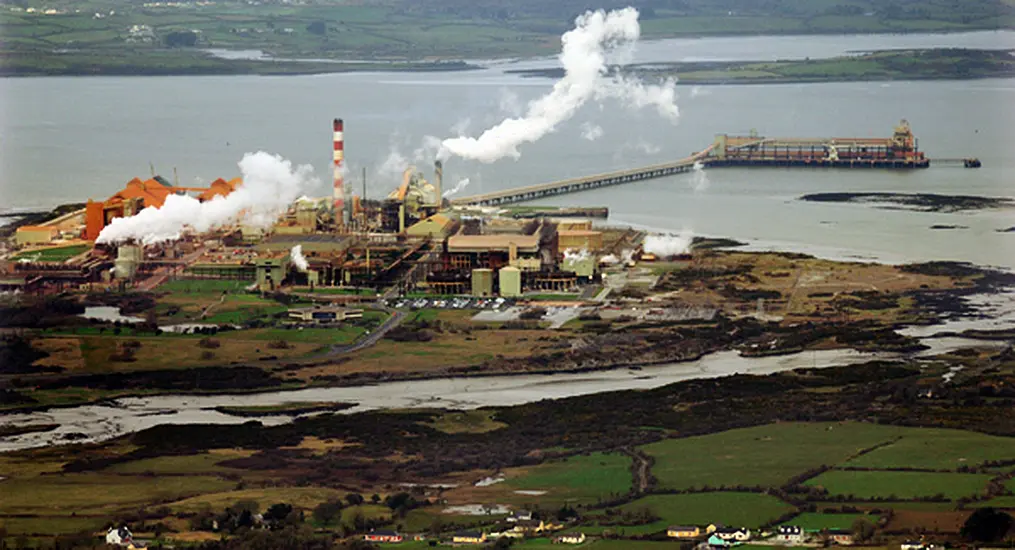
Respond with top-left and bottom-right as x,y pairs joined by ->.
644,230 -> 694,257
443,177 -> 472,198
438,7 -> 678,164
563,248 -> 592,262
290,245 -> 309,272
690,160 -> 710,191
97,152 -> 318,245
580,122 -> 604,141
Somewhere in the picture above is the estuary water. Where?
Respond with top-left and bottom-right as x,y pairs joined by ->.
1,31 -> 1014,271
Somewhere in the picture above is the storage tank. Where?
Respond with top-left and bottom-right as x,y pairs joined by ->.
113,244 -> 143,280
471,268 -> 494,297
499,266 -> 521,297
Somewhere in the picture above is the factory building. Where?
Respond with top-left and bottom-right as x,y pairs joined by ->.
287,305 -> 363,325
84,176 -> 242,241
15,225 -> 59,245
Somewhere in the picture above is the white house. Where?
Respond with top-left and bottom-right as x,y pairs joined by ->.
715,527 -> 751,542
777,525 -> 805,544
106,526 -> 133,546
555,532 -> 586,544
507,510 -> 533,523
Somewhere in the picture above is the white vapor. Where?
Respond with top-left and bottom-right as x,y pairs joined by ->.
290,245 -> 309,272
563,248 -> 591,262
97,152 -> 318,245
580,122 -> 604,141
443,177 -> 472,198
438,7 -> 678,164
644,230 -> 694,257
690,160 -> 710,191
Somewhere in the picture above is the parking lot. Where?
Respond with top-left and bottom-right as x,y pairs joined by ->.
384,296 -> 517,311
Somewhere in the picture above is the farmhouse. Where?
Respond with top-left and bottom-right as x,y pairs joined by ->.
554,532 -> 586,544
668,525 -> 702,538
452,530 -> 487,544
364,529 -> 403,543
507,510 -> 533,522
777,525 -> 805,543
714,527 -> 752,542
828,529 -> 854,545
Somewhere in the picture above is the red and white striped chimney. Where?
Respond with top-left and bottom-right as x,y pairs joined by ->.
332,118 -> 345,224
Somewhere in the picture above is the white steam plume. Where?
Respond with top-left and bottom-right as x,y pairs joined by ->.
96,152 -> 318,245
599,253 -> 619,265
438,7 -> 678,164
644,230 -> 694,257
443,177 -> 472,198
563,248 -> 591,262
580,122 -> 604,141
290,245 -> 309,272
690,160 -> 710,191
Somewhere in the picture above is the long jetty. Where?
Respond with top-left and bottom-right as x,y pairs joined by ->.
451,147 -> 714,207
451,123 -> 972,207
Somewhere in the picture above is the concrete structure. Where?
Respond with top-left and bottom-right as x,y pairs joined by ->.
287,306 -> 363,325
113,245 -> 143,280
255,255 -> 289,291
406,213 -> 456,239
668,526 -> 701,539
15,225 -> 59,245
499,266 -> 521,297
471,268 -> 493,297
563,255 -> 596,280
558,229 -> 603,251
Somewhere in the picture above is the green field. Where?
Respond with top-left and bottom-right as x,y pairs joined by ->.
507,452 -> 633,505
0,515 -> 107,536
103,452 -> 248,475
581,492 -> 794,535
0,473 -> 235,514
844,428 -> 1015,469
785,512 -> 873,531
641,422 -> 907,490
805,470 -> 991,500
12,244 -> 89,262
159,279 -> 251,294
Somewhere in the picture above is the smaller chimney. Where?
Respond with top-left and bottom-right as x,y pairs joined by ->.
434,160 -> 443,209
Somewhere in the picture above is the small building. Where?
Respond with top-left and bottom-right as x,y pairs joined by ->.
15,225 -> 59,246
714,527 -> 751,542
499,266 -> 521,297
106,526 -> 133,546
777,525 -> 805,544
364,529 -> 403,543
668,525 -> 701,539
452,530 -> 487,544
255,255 -> 290,291
828,529 -> 854,546
555,532 -> 586,544
506,510 -> 533,523
287,306 -> 363,325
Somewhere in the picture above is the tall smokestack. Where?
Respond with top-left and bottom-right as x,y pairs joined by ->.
434,160 -> 443,210
333,118 -> 345,226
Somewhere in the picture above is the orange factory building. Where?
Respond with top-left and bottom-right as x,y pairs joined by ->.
85,176 -> 242,241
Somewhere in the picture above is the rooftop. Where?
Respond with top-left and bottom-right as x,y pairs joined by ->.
448,234 -> 540,253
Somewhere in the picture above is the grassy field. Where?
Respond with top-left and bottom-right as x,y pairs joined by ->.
0,473 -> 235,515
805,470 -> 992,500
641,422 -> 907,490
168,486 -> 346,514
844,428 -> 1015,469
159,279 -> 251,294
424,410 -> 508,434
507,453 -> 633,503
75,333 -> 318,371
103,450 -> 253,475
0,515 -> 108,536
11,244 -> 89,262
581,492 -> 795,535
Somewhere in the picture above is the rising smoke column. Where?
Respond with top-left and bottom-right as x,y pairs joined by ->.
442,177 -> 472,198
290,245 -> 309,272
690,160 -> 710,191
97,152 -> 319,245
438,7 -> 678,163
644,230 -> 694,257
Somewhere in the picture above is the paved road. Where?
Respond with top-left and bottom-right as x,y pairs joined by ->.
326,308 -> 407,355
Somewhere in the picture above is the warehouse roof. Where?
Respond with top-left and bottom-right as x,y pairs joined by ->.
448,234 -> 540,253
